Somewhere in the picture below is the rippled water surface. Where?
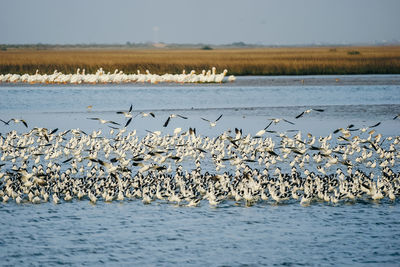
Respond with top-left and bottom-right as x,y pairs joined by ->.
2,201 -> 400,266
1,75 -> 400,266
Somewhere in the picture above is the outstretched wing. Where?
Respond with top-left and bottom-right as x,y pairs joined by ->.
107,120 -> 120,125
295,112 -> 304,119
264,121 -> 273,130
87,117 -> 100,121
177,114 -> 188,119
215,114 -> 223,122
0,119 -> 10,125
163,117 -> 171,127
369,122 -> 381,128
125,118 -> 132,128
21,120 -> 28,128
283,119 -> 295,125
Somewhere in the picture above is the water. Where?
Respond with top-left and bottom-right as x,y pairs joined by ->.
1,75 -> 399,137
2,201 -> 400,266
1,75 -> 400,266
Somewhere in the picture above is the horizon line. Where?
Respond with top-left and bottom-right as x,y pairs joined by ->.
1,41 -> 400,48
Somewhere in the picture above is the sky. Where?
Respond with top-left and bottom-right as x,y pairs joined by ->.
1,0 -> 400,45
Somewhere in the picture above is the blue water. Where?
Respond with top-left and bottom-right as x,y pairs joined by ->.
2,201 -> 400,266
1,75 -> 399,137
1,75 -> 400,266
1,75 -> 400,113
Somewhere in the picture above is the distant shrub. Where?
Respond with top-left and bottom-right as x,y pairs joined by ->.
329,48 -> 337,52
348,50 -> 360,55
232,42 -> 247,47
201,45 -> 213,50
0,46 -> 7,51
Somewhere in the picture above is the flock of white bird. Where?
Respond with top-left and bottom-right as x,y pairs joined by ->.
0,67 -> 236,84
1,106 -> 399,206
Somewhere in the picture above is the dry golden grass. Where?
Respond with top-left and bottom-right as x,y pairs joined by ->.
1,46 -> 400,75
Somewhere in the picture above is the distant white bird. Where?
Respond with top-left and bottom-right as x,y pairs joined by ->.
163,114 -> 188,127
214,69 -> 228,83
228,75 -> 236,82
201,114 -> 223,127
87,117 -> 120,126
174,127 -> 182,135
116,104 -> 133,118
136,112 -> 155,118
265,118 -> 294,130
295,108 -> 325,119
0,118 -> 28,128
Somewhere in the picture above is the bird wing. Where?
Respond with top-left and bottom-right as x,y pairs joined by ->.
369,122 -> 381,128
195,147 -> 207,153
149,112 -> 155,118
177,114 -> 188,119
62,157 -> 74,163
295,112 -> 304,119
283,119 -> 295,125
235,128 -> 242,135
125,118 -> 132,128
264,121 -> 273,130
189,127 -> 196,135
0,119 -> 10,125
21,119 -> 28,128
215,114 -> 223,122
145,129 -> 159,136
108,125 -> 119,129
107,120 -> 120,125
129,104 -> 133,112
201,117 -> 210,122
313,109 -> 325,112
266,150 -> 278,156
163,117 -> 171,127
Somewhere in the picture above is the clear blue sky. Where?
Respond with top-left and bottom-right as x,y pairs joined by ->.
1,0 -> 399,45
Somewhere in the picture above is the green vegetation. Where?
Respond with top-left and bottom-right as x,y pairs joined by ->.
347,50 -> 361,55
201,45 -> 213,50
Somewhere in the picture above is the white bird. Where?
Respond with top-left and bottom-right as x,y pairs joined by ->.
201,114 -> 223,127
163,114 -> 188,127
295,108 -> 325,119
265,118 -> 295,130
0,118 -> 28,128
87,117 -> 120,126
228,75 -> 236,82
116,104 -> 133,118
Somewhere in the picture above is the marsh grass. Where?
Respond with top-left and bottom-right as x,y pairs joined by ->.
1,46 -> 400,75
